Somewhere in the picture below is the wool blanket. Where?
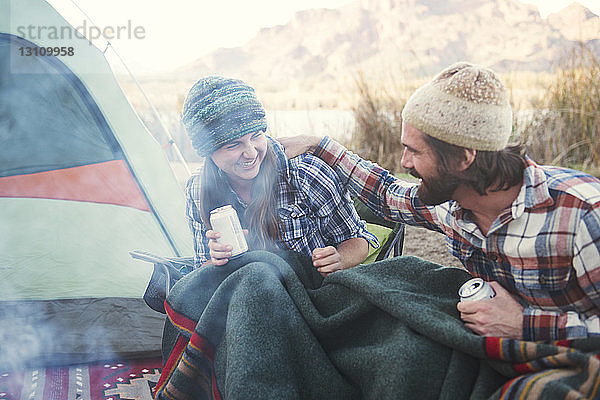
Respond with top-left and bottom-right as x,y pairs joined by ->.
155,250 -> 600,400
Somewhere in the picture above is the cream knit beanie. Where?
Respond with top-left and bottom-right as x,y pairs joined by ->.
401,62 -> 513,151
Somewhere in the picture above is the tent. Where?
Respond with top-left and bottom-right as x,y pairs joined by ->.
0,0 -> 193,369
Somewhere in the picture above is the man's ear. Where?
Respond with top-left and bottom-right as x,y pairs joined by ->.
458,149 -> 476,171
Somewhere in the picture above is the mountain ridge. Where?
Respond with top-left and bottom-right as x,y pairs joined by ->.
176,0 -> 599,84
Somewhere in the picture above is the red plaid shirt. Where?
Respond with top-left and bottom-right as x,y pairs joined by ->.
314,137 -> 600,341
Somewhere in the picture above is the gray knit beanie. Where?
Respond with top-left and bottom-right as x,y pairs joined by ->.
181,76 -> 267,157
401,62 -> 513,151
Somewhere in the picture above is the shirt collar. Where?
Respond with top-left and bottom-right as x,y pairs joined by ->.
267,136 -> 291,180
514,157 -> 554,216
222,177 -> 247,208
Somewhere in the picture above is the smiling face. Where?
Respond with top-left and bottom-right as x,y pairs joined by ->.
400,121 -> 438,183
210,131 -> 267,190
400,121 -> 462,205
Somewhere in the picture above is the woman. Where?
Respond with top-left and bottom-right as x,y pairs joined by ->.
182,76 -> 377,275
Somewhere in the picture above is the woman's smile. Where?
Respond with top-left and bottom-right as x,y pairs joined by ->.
238,157 -> 258,170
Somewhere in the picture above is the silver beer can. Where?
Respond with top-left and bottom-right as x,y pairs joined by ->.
459,278 -> 495,302
209,205 -> 248,257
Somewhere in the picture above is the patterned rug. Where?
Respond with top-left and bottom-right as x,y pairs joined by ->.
0,357 -> 162,400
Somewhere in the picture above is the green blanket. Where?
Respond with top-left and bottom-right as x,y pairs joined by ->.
155,251 -> 600,399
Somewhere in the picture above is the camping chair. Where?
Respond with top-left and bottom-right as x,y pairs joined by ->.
129,250 -> 194,313
353,198 -> 405,263
130,200 -> 405,313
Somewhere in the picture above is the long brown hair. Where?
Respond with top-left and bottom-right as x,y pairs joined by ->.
199,141 -> 280,248
423,135 -> 527,195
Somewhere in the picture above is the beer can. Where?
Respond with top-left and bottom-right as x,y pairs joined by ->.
209,205 -> 248,257
458,278 -> 495,302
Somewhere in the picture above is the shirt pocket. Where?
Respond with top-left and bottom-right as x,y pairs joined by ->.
278,204 -> 311,243
511,261 -> 572,293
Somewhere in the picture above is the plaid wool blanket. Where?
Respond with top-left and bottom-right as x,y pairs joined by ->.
155,250 -> 600,400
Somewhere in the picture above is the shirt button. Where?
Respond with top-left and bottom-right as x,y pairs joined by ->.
291,212 -> 297,217
539,275 -> 547,285
488,254 -> 498,261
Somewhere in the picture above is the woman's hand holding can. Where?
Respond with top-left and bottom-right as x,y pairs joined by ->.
206,229 -> 233,266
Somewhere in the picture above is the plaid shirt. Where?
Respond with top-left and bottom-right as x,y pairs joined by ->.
186,137 -> 378,268
314,136 -> 600,341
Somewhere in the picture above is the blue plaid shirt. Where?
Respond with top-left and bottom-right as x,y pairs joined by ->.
186,137 -> 378,267
315,136 -> 600,341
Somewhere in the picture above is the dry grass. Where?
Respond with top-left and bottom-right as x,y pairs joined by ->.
347,72 -> 416,173
516,42 -> 600,175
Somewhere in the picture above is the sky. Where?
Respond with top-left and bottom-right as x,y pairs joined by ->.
40,0 -> 600,74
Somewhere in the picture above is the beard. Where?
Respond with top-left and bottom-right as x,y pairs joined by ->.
409,168 -> 462,206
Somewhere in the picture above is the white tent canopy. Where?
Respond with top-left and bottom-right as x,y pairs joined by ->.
0,0 -> 193,369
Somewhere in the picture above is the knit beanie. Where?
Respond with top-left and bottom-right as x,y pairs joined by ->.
401,62 -> 513,151
181,76 -> 267,157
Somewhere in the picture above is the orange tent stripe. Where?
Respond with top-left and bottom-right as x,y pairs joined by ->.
0,160 -> 151,212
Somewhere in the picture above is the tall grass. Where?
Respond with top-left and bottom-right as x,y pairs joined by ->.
519,42 -> 600,175
348,73 -> 414,173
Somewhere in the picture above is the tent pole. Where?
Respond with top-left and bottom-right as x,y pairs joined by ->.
67,0 -> 191,178
104,42 -> 192,178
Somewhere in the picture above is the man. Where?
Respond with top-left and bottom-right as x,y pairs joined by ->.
280,61 -> 600,342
